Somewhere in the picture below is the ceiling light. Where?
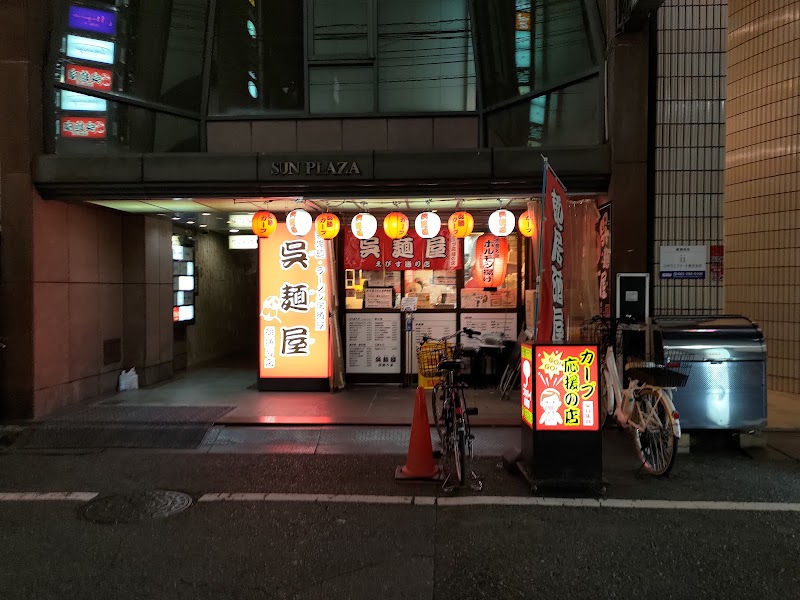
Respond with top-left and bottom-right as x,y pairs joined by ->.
157,213 -> 166,216
200,224 -> 207,228
187,221 -> 195,225
172,216 -> 180,220
201,212 -> 211,216
230,229 -> 240,233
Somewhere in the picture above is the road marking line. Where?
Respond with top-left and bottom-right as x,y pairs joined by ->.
414,496 -> 437,506
195,493 -> 800,512
0,492 -> 98,502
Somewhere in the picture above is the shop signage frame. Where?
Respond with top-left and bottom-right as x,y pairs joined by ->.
520,343 -> 603,493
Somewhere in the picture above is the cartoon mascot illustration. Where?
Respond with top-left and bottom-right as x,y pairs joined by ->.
539,387 -> 563,426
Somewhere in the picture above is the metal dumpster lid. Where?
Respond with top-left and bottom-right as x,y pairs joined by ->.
652,315 -> 757,332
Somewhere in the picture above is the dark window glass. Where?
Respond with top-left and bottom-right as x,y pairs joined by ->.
377,0 -> 475,112
209,0 -> 305,115
312,0 -> 371,58
51,98 -> 199,154
122,0 -> 209,111
309,66 -> 375,114
486,76 -> 601,147
473,0 -> 598,108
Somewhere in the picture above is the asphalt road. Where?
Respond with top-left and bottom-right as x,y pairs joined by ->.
0,429 -> 799,599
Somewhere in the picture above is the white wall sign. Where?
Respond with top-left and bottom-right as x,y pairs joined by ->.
460,313 -> 518,349
66,35 -> 115,65
346,313 -> 401,374
660,245 -> 707,279
60,90 -> 107,112
363,287 -> 394,309
229,213 -> 256,228
228,235 -> 258,250
411,313 -> 457,373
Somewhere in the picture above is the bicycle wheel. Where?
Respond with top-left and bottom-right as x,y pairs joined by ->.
632,388 -> 677,477
430,384 -> 445,446
452,403 -> 467,486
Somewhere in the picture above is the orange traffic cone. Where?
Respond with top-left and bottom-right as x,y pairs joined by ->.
395,386 -> 442,481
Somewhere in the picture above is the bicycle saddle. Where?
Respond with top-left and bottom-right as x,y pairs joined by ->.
437,359 -> 463,371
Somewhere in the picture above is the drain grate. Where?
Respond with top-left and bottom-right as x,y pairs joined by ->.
81,491 -> 193,524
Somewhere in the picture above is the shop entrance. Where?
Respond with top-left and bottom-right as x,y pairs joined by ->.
66,192 -> 605,426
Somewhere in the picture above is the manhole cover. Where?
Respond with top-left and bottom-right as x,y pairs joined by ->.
81,491 -> 193,524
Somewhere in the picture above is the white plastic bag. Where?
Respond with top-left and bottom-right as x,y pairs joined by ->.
118,368 -> 139,391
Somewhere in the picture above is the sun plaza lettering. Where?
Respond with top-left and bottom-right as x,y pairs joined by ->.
270,160 -> 362,176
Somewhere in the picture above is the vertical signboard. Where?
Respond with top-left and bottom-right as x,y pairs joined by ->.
597,202 -> 611,319
520,343 -> 604,492
258,225 -> 330,390
533,345 -> 599,431
535,161 -> 567,343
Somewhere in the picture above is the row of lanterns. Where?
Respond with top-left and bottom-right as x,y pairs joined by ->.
251,208 -> 537,241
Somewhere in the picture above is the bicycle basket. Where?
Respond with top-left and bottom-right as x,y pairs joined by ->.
417,342 -> 454,378
579,318 -> 612,350
626,350 -> 694,388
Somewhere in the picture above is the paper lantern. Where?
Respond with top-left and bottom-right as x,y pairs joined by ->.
383,211 -> 409,239
251,211 -> 277,238
414,211 -> 441,239
467,233 -> 509,289
315,213 -> 340,240
351,213 -> 378,240
447,211 -> 474,239
517,210 -> 537,238
488,209 -> 515,237
286,208 -> 312,236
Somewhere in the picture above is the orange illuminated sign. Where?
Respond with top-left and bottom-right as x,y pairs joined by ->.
258,225 -> 330,380
533,345 -> 599,431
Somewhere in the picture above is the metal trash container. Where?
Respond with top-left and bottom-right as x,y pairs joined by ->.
652,315 -> 767,430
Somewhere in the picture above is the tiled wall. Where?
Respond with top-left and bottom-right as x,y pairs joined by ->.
32,200 -> 173,417
184,232 -> 258,368
652,0 -> 728,315
726,0 -> 800,395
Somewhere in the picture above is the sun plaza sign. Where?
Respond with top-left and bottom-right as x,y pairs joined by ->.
269,160 -> 362,176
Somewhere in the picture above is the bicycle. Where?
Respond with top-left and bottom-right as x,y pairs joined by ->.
417,327 -> 482,490
580,316 -> 692,477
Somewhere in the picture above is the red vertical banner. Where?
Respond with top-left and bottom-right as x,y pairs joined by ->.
536,163 -> 567,343
597,201 -> 611,319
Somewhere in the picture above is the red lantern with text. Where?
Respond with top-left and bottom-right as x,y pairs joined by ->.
315,213 -> 340,240
383,212 -> 409,239
466,233 -> 508,288
447,211 -> 474,238
251,211 -> 277,238
518,210 -> 537,238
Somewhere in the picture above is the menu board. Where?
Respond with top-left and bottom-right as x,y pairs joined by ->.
411,313 -> 457,373
346,313 -> 401,374
460,313 -> 518,349
364,287 -> 394,309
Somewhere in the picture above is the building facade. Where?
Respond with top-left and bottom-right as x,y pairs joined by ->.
9,1 -> 793,420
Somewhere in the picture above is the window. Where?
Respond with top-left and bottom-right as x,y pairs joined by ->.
404,270 -> 457,308
473,0 -> 599,108
486,76 -> 601,148
308,0 -> 476,114
209,0 -> 305,115
309,66 -> 375,114
461,232 -> 518,309
311,0 -> 372,58
377,0 -> 475,112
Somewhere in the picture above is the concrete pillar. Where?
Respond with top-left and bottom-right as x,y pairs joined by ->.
605,4 -> 652,299
0,0 -> 47,418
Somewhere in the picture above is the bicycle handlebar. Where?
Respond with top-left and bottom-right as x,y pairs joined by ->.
420,327 -> 481,345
